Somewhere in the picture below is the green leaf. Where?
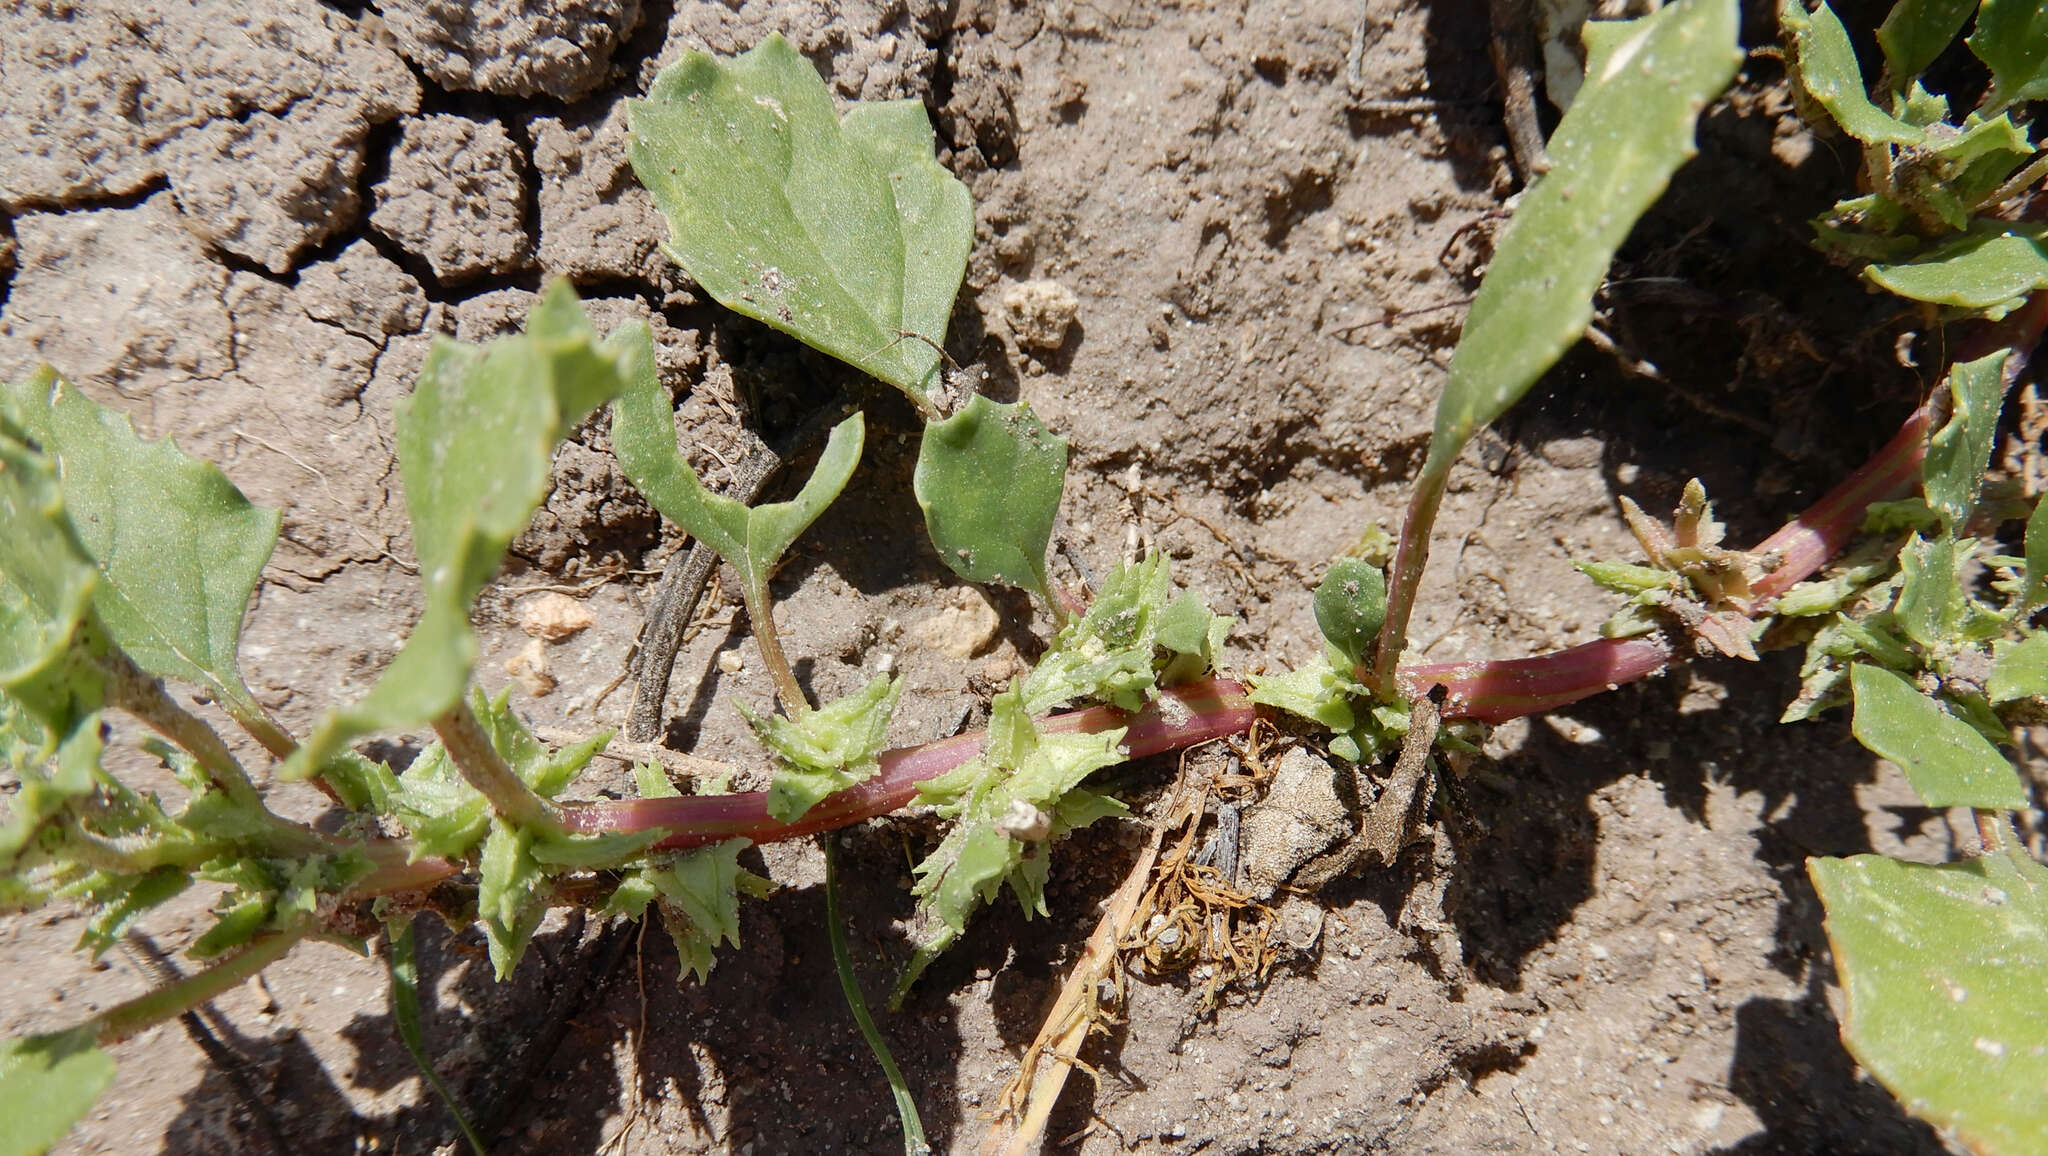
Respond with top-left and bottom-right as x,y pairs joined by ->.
1969,0 -> 2048,110
646,839 -> 761,984
745,674 -> 901,823
1990,634 -> 2048,703
627,33 -> 972,407
1923,351 -> 2009,528
1783,0 -> 1925,144
1895,532 -> 1967,648
1155,590 -> 1231,686
386,918 -> 486,1156
190,891 -> 275,959
2024,494 -> 2048,612
1575,560 -> 1681,597
390,743 -> 491,861
1313,558 -> 1388,669
1249,663 -> 1360,735
1424,0 -> 1741,481
1867,227 -> 2048,309
913,395 -> 1067,603
2,370 -> 278,719
76,866 -> 191,956
0,422 -> 108,742
1810,851 -> 2048,1154
898,681 -> 1130,998
612,354 -> 865,612
1877,0 -> 1978,83
281,284 -> 641,781
468,686 -> 609,799
1850,663 -> 2027,809
1022,552 -> 1175,713
477,819 -> 545,980
0,1026 -> 115,1156
911,688 -> 1125,938
0,706 -> 102,875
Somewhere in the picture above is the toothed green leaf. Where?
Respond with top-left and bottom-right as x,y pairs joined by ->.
1922,351 -> 2008,529
746,674 -> 901,823
1022,553 -> 1176,713
1783,0 -> 1924,144
646,840 -> 764,985
2,370 -> 278,722
391,743 -> 492,861
478,819 -> 545,980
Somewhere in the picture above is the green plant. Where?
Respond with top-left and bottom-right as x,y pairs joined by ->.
5,2 -> 2048,1152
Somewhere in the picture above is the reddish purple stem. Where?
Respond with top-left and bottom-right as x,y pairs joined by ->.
559,679 -> 1258,851
369,299 -> 2046,871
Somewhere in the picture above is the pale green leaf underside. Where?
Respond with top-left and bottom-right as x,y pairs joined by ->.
1849,663 -> 2026,809
628,33 -> 972,406
283,284 -> 640,781
3,370 -> 278,717
1810,851 -> 2048,1155
913,394 -> 1067,600
0,1027 -> 116,1156
1867,229 -> 2048,308
1426,0 -> 1741,477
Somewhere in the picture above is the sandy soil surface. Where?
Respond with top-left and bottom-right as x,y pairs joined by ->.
0,1 -> 2000,1153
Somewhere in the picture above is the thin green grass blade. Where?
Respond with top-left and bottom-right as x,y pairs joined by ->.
824,833 -> 931,1156
386,919 -> 487,1156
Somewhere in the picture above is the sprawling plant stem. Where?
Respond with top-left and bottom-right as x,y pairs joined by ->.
88,920 -> 311,1046
1394,294 -> 2048,722
561,679 -> 1257,850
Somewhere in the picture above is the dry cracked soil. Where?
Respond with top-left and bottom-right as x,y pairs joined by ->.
0,1 -> 2021,1154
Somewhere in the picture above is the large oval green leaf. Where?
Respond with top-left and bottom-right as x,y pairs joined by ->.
628,33 -> 972,411
1811,851 -> 2048,1155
